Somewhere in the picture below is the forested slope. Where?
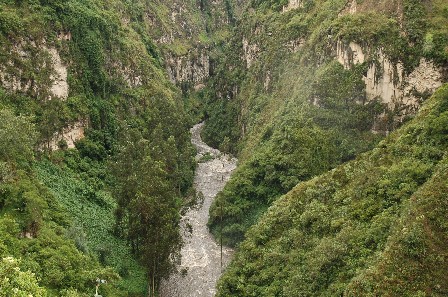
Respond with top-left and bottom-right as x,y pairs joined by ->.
217,83 -> 448,296
205,0 -> 448,246
1,0 -> 447,296
0,0 -> 211,296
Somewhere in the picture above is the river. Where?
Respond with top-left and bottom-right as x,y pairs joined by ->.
159,122 -> 237,297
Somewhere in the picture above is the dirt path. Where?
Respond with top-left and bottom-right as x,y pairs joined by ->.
160,123 -> 237,297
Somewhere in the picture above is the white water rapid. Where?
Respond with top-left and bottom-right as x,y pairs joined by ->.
160,122 -> 237,297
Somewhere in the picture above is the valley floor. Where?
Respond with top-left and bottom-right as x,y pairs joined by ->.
160,123 -> 237,297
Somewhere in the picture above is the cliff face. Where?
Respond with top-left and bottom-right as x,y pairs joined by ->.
0,0 -> 233,150
333,0 -> 448,122
0,1 -> 197,295
204,0 -> 448,249
336,41 -> 444,130
165,49 -> 211,86
204,1 -> 448,295
0,37 -> 88,150
217,0 -> 446,136
145,0 -> 233,87
0,40 -> 69,100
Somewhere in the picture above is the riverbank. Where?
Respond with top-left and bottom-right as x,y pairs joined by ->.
160,123 -> 237,297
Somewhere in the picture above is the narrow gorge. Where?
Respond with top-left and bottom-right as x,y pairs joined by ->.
160,123 -> 236,297
0,0 -> 447,296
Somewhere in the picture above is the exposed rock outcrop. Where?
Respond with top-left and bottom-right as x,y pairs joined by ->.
339,0 -> 358,16
0,41 -> 69,100
242,37 -> 260,68
336,41 -> 443,118
282,0 -> 303,12
336,41 -> 365,68
46,47 -> 69,100
166,49 -> 210,84
46,120 -> 86,151
286,38 -> 305,53
111,60 -> 144,88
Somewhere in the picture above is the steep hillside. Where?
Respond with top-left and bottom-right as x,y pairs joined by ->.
0,0 -> 210,296
217,83 -> 448,296
1,0 -> 447,295
146,0 -> 234,87
205,0 -> 447,246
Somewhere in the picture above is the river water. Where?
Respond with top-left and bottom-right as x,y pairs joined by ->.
159,123 -> 237,297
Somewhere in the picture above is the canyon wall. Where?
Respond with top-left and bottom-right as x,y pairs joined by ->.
336,41 -> 443,125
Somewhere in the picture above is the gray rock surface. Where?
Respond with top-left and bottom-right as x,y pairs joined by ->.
160,123 -> 237,297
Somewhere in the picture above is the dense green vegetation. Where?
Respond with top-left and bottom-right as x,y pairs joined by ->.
35,160 -> 147,295
109,98 -> 195,295
0,0 -> 199,296
0,257 -> 47,296
0,110 -> 121,296
217,83 -> 448,296
1,0 -> 447,296
205,0 -> 448,247
208,61 -> 385,244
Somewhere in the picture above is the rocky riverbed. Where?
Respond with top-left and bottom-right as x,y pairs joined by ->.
160,123 -> 237,297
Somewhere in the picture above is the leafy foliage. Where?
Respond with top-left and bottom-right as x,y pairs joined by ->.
109,105 -> 194,294
207,59 -> 384,246
0,257 -> 46,297
35,160 -> 146,295
205,0 -> 447,248
216,84 -> 448,296
0,108 -> 37,164
0,0 -> 197,296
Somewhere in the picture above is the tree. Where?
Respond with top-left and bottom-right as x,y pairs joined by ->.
110,128 -> 148,238
111,129 -> 182,297
0,108 -> 37,164
0,257 -> 47,297
132,156 -> 182,297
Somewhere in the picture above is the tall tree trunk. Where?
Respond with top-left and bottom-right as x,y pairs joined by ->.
152,246 -> 156,296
